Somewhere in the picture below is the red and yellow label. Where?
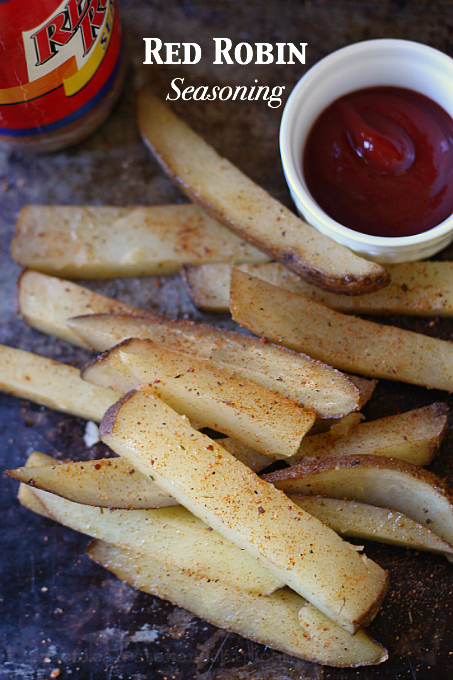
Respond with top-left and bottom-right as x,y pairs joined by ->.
0,0 -> 122,138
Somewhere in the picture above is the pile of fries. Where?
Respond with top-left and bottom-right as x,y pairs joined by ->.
4,92 -> 453,669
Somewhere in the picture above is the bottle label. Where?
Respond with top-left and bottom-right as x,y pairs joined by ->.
0,0 -> 122,139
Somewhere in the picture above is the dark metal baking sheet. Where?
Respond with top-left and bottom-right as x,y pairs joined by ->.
2,2 -> 453,678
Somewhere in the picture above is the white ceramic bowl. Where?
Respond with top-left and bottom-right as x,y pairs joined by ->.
280,39 -> 453,263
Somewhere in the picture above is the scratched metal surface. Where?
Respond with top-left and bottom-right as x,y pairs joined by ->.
2,1 -> 453,678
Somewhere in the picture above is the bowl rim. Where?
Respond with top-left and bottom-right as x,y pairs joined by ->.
279,38 -> 453,249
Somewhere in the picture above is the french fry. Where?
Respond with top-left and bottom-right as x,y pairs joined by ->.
291,403 -> 448,466
19,484 -> 388,665
0,344 -> 120,422
72,314 -> 364,419
182,262 -> 238,311
25,451 -> 56,467
6,450 -> 271,511
18,271 -> 365,419
293,496 -> 453,558
82,338 -> 315,457
137,90 -> 389,295
349,376 -> 377,409
183,261 -> 453,315
18,477 -> 50,518
18,269 -> 146,349
8,443 -> 272,511
99,388 -> 389,634
220,437 -> 277,471
12,452 -> 453,558
87,540 -> 388,667
9,452 -> 178,509
12,205 -> 269,278
230,269 -> 453,391
264,455 -> 453,548
19,482 -> 284,596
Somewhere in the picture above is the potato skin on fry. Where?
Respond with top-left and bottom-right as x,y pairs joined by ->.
137,89 -> 390,295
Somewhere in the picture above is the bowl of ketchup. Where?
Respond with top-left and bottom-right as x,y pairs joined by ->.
280,39 -> 453,263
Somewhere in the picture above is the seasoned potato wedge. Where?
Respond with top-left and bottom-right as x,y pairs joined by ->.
87,540 -> 388,667
346,376 -> 377,410
18,484 -> 50,518
264,455 -> 453,547
18,271 -> 365,419
183,261 -> 453,315
292,403 -> 447,466
12,205 -> 268,278
231,270 -> 453,391
18,270 -> 145,349
8,454 -> 178,509
17,454 -> 54,518
13,453 -> 453,557
220,438 -> 277,470
20,483 -> 284,596
182,262 -> 234,311
137,90 -> 389,295
82,338 -> 315,456
293,497 -> 453,558
72,314 -> 363,420
24,451 -> 57,467
9,445 -> 271,510
0,344 -> 119,422
99,388 -> 388,634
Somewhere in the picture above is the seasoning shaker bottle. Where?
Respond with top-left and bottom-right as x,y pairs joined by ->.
0,0 -> 124,153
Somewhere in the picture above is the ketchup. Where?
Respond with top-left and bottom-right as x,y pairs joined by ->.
303,87 -> 453,237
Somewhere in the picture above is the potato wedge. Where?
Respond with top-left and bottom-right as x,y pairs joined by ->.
18,480 -> 50,518
0,344 -> 120,422
87,540 -> 388,667
20,483 -> 284,596
292,496 -> 453,558
82,338 -> 315,457
182,262 -> 234,311
16,453 -> 70,518
18,483 -> 388,664
72,315 -> 362,420
8,454 -> 178,509
9,445 -> 271,510
18,270 -> 145,349
13,454 -> 453,558
100,388 -> 388,634
264,455 -> 453,547
18,271 -> 365,419
183,261 -> 453,315
220,438 -> 277,471
291,403 -> 447,466
348,376 -> 377,409
137,90 -> 389,295
231,270 -> 453,391
25,451 -> 57,467
12,205 -> 268,278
